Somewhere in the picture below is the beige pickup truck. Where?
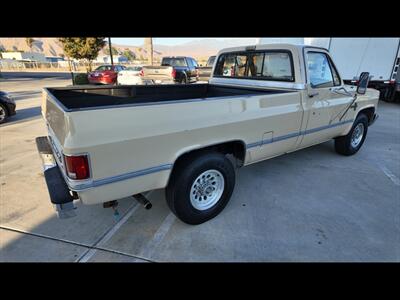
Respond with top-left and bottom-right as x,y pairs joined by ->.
36,44 -> 379,224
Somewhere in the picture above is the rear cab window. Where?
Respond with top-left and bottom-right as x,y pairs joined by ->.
214,50 -> 295,82
162,57 -> 188,67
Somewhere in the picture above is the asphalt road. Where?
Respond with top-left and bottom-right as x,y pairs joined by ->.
0,72 -> 399,262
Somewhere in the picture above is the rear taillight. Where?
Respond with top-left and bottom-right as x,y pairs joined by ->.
64,154 -> 90,180
171,69 -> 176,78
139,69 -> 144,77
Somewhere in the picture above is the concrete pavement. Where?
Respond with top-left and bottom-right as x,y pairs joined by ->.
0,73 -> 399,262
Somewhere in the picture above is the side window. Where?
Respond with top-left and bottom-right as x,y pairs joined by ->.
307,52 -> 334,88
191,58 -> 198,68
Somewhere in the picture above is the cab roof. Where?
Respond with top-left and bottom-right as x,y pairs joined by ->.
216,43 -> 328,56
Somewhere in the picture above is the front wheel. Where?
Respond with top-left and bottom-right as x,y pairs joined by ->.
335,113 -> 368,156
166,152 -> 235,225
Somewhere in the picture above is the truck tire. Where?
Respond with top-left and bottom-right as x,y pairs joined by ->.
0,103 -> 9,124
166,152 -> 235,225
334,113 -> 368,156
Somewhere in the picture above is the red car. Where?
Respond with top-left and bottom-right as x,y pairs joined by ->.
88,65 -> 126,85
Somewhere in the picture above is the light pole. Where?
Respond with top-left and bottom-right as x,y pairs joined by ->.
108,37 -> 114,66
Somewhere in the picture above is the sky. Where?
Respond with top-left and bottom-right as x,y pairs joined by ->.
111,38 -> 257,46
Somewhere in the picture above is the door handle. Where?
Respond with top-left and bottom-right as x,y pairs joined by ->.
308,91 -> 319,98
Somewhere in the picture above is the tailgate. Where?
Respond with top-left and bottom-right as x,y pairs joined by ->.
41,88 -> 69,147
142,66 -> 173,82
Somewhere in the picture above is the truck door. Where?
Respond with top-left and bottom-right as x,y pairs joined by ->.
298,49 -> 354,148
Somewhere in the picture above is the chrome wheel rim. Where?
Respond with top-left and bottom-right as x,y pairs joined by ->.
190,169 -> 225,211
351,123 -> 364,148
0,106 -> 6,122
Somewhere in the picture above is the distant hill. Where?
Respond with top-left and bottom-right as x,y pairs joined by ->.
0,38 -> 257,61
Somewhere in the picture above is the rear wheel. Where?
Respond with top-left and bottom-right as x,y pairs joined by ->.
335,113 -> 368,156
180,75 -> 187,84
166,152 -> 235,225
0,104 -> 8,124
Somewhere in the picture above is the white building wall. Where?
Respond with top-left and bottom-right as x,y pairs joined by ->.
1,51 -> 46,62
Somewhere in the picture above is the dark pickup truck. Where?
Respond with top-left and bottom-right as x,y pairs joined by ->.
142,56 -> 199,84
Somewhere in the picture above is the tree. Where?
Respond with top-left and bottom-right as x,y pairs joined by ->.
104,46 -> 119,56
122,49 -> 136,61
25,38 -> 35,51
58,37 -> 106,72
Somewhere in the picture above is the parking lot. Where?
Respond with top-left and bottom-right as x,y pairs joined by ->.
0,71 -> 399,262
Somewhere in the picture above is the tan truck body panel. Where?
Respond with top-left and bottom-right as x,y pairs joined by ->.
41,44 -> 379,205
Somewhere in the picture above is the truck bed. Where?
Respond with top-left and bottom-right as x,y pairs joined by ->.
47,84 -> 289,111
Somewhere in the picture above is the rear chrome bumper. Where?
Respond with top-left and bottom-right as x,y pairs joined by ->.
36,136 -> 77,219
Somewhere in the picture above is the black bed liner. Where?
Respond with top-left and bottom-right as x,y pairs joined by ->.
48,83 -> 290,111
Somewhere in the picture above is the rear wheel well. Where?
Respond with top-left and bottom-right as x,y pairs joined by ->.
169,141 -> 246,182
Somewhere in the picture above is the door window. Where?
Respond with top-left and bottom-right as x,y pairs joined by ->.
307,52 -> 335,88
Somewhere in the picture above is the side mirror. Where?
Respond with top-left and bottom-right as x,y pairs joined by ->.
357,72 -> 370,95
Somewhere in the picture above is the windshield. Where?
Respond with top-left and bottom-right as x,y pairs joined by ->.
162,57 -> 187,67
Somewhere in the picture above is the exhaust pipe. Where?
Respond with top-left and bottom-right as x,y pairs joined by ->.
133,194 -> 152,210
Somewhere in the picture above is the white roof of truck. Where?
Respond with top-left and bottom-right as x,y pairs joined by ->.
217,43 -> 328,56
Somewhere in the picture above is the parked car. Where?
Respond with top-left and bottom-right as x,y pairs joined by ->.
117,65 -> 145,85
37,44 -> 379,224
141,56 -> 199,84
197,55 -> 216,82
0,91 -> 16,124
88,65 -> 126,85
